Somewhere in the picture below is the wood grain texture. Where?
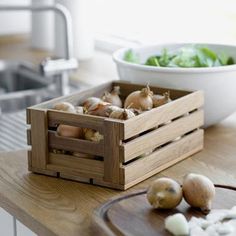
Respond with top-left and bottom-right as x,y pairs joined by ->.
47,110 -> 105,132
48,131 -> 104,156
48,153 -> 104,179
30,109 -> 48,169
121,110 -> 204,162
122,129 -> 204,186
121,90 -> 204,140
103,121 -> 122,184
0,112 -> 236,235
93,186 -> 236,236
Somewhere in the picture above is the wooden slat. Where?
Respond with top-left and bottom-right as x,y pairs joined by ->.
26,108 -> 31,124
103,120 -> 122,184
30,109 -> 48,169
48,110 -> 105,132
48,153 -> 104,179
48,131 -> 105,156
26,129 -> 31,145
27,150 -> 32,171
113,81 -> 191,100
120,90 -> 204,140
121,110 -> 204,162
122,129 -> 204,186
30,81 -> 113,109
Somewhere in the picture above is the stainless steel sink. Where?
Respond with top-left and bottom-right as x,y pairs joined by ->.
0,60 -> 60,114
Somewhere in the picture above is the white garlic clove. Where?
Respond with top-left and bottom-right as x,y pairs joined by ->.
165,213 -> 189,236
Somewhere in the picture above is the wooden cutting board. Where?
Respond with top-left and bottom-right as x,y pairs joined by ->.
92,185 -> 236,236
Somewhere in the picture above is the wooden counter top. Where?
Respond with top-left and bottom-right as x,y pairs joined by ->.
0,113 -> 236,236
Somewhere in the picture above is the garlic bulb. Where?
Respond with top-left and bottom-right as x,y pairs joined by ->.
147,177 -> 183,209
82,97 -> 102,110
109,108 -> 136,120
87,101 -> 111,117
102,86 -> 122,107
182,173 -> 215,214
152,91 -> 171,108
84,128 -> 104,142
124,85 -> 153,111
53,102 -> 76,113
57,125 -> 84,139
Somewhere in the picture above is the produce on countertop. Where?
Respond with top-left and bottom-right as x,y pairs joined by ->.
183,173 -> 216,214
124,45 -> 235,68
147,177 -> 183,209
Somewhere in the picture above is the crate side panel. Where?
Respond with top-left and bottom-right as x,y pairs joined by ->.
31,82 -> 113,109
123,129 -> 204,186
48,111 -> 105,132
121,109 -> 204,162
48,153 -> 104,176
30,109 -> 48,169
48,131 -> 105,156
113,81 -> 191,100
122,90 -> 204,140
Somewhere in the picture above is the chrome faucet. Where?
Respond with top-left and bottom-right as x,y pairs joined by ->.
0,4 -> 78,95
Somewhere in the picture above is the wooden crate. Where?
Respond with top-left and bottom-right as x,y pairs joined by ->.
27,81 -> 204,190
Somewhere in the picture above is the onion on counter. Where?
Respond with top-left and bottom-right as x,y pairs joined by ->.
182,173 -> 215,214
147,177 -> 183,209
124,85 -> 153,111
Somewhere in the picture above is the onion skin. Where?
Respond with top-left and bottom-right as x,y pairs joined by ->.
57,125 -> 84,139
147,177 -> 183,209
153,92 -> 171,108
83,97 -> 102,110
87,101 -> 111,117
182,173 -> 215,214
53,102 -> 76,113
102,86 -> 122,107
109,108 -> 136,120
124,85 -> 153,111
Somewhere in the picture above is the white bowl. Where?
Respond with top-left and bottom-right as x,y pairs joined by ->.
113,43 -> 236,127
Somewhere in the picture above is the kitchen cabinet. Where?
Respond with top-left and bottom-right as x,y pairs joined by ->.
16,220 -> 36,236
0,208 -> 14,236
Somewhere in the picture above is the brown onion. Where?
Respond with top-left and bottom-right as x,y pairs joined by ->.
124,85 -> 153,110
87,101 -> 111,117
53,102 -> 76,113
147,177 -> 183,209
57,125 -> 84,139
102,86 -> 122,107
152,91 -> 171,108
182,173 -> 215,214
109,108 -> 136,120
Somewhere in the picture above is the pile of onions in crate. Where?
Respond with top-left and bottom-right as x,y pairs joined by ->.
51,84 -> 171,158
27,81 -> 204,190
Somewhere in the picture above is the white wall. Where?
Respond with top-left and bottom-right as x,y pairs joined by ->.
0,0 -> 30,35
